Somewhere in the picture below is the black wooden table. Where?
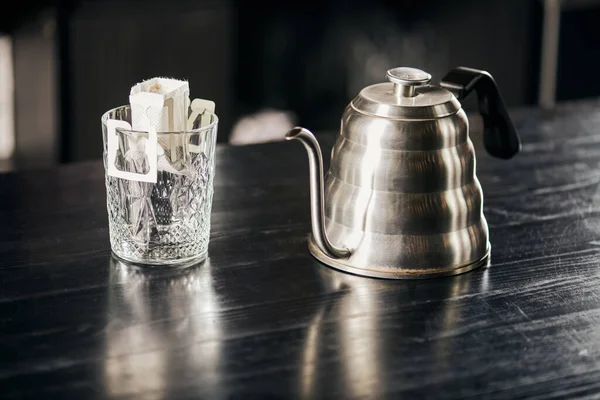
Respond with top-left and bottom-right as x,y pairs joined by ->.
3,99 -> 600,399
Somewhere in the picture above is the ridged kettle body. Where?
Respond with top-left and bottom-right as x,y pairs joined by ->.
287,67 -> 520,279
324,106 -> 488,276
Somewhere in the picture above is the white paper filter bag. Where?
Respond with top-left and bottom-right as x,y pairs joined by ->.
129,77 -> 190,175
130,77 -> 190,132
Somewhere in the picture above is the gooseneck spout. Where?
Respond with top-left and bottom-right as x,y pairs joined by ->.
285,127 -> 350,259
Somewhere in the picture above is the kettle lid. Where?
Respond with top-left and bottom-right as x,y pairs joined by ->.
352,67 -> 461,119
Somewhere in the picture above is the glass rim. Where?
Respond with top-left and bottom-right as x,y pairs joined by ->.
101,104 -> 219,135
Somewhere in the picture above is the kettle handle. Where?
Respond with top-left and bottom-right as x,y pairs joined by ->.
440,67 -> 521,159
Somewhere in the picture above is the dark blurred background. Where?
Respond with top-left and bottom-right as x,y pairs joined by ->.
0,0 -> 599,170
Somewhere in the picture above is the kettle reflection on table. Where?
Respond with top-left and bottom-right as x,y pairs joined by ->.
299,259 -> 491,399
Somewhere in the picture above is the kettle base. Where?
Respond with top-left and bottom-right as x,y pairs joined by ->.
308,235 -> 490,280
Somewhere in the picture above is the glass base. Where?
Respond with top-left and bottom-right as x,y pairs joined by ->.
111,250 -> 208,269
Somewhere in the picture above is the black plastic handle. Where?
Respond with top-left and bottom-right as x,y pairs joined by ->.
440,66 -> 521,159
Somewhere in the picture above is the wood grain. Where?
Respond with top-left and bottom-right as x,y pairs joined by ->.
3,99 -> 600,399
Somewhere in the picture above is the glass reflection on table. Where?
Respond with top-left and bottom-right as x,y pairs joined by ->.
104,257 -> 222,399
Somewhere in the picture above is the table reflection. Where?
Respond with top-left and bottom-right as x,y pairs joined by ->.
300,261 -> 490,399
104,257 -> 222,399
101,254 -> 491,398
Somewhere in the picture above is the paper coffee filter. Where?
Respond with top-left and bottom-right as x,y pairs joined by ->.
130,77 -> 190,132
129,77 -> 190,175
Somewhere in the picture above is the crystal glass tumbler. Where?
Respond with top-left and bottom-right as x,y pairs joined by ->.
101,105 -> 218,266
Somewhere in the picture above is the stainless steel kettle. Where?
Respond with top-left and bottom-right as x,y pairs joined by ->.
286,66 -> 521,279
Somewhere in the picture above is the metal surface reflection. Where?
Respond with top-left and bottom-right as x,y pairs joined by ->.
300,261 -> 490,399
287,66 -> 521,279
104,258 -> 222,399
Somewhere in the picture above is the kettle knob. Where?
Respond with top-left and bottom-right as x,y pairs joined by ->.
386,67 -> 432,97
